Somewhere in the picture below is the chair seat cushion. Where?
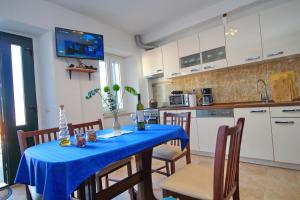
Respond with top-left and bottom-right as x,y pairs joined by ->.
160,164 -> 213,200
97,157 -> 132,176
153,144 -> 185,160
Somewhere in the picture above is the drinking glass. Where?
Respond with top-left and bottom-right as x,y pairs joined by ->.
130,113 -> 137,129
145,116 -> 151,129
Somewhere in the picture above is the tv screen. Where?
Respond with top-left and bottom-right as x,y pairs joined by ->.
55,27 -> 104,60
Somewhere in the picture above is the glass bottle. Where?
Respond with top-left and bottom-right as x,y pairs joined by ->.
136,94 -> 145,130
58,105 -> 71,146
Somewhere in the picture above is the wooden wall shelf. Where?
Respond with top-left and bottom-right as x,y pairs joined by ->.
65,67 -> 97,80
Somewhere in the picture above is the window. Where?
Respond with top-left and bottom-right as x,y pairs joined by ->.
99,55 -> 123,111
11,44 -> 26,126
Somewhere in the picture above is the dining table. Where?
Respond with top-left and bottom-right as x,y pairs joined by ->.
15,124 -> 189,200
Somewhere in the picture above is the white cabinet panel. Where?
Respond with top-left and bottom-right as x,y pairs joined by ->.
142,47 -> 163,77
271,118 -> 300,164
162,41 -> 180,79
260,0 -> 300,60
190,118 -> 200,151
270,106 -> 300,118
199,26 -> 227,71
234,107 -> 273,160
197,117 -> 234,153
178,34 -> 201,75
178,34 -> 200,58
199,25 -> 225,52
225,14 -> 263,66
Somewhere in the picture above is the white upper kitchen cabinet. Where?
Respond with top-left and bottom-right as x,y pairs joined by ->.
199,25 -> 227,71
234,107 -> 274,161
142,47 -> 164,77
178,34 -> 201,75
162,41 -> 181,79
260,0 -> 300,60
225,14 -> 263,67
178,34 -> 200,57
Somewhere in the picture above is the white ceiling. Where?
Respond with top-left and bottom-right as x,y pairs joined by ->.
45,0 -> 223,35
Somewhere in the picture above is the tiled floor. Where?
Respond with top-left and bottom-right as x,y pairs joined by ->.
10,155 -> 300,200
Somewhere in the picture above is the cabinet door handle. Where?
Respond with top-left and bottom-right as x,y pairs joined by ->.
203,66 -> 214,70
282,109 -> 300,112
171,72 -> 180,76
267,51 -> 284,58
275,121 -> 295,124
250,110 -> 267,113
190,68 -> 199,72
156,69 -> 163,72
245,56 -> 260,61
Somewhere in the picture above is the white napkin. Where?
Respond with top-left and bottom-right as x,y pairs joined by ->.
98,130 -> 133,139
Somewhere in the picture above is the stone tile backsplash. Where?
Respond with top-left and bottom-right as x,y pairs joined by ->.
152,55 -> 300,104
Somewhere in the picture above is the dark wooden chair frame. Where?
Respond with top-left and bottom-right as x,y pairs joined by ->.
17,127 -> 62,200
69,119 -> 135,200
152,112 -> 191,176
162,118 -> 245,200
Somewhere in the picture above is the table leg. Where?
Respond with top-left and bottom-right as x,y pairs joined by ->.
135,148 -> 157,200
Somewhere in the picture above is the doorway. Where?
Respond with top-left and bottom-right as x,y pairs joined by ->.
0,31 -> 38,185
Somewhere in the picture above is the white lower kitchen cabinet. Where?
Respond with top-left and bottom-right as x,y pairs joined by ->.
189,118 -> 200,151
197,117 -> 234,154
271,118 -> 300,164
234,107 -> 274,161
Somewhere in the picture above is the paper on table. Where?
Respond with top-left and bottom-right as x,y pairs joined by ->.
97,130 -> 133,139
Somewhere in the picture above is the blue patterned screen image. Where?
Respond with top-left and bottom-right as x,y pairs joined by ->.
55,27 -> 104,60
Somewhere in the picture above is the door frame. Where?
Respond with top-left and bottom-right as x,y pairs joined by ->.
0,31 -> 38,184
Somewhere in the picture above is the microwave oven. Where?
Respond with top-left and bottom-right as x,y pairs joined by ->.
169,94 -> 189,107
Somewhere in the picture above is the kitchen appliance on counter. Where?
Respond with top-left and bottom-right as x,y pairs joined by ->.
201,88 -> 213,105
149,99 -> 158,108
169,93 -> 190,107
188,94 -> 197,107
144,108 -> 160,124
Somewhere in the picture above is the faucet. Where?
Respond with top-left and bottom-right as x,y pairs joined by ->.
256,79 -> 269,103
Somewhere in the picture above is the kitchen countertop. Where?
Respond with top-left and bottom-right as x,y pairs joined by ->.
159,100 -> 300,110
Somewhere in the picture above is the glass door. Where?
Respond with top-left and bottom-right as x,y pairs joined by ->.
0,31 -> 38,185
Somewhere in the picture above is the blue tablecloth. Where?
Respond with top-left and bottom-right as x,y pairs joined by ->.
15,124 -> 188,200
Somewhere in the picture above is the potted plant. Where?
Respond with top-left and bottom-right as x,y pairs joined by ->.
86,84 -> 137,134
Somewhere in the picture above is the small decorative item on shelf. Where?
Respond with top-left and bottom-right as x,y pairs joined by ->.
74,128 -> 86,147
86,129 -> 97,142
86,84 -> 138,135
58,105 -> 71,147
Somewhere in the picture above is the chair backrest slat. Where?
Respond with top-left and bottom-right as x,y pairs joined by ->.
17,127 -> 61,155
213,118 -> 245,200
69,119 -> 103,136
162,112 -> 191,147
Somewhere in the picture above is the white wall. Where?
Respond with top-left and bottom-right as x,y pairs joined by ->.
0,0 -> 144,129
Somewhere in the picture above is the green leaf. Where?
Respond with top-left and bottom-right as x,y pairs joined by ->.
124,86 -> 138,96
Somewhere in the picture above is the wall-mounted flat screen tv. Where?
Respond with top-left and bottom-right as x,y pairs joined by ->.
55,27 -> 104,60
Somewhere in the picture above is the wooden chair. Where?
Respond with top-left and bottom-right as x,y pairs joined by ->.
160,118 -> 245,200
152,112 -> 191,176
17,127 -> 62,200
69,119 -> 136,200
